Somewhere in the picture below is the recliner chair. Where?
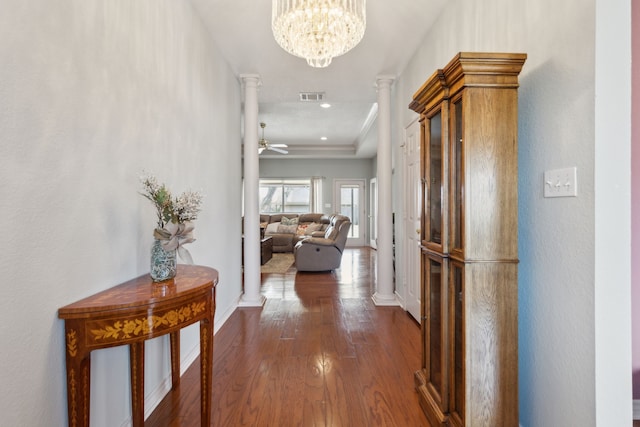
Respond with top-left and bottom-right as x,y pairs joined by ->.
293,214 -> 351,272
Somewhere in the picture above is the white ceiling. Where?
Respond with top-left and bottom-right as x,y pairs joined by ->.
191,0 -> 447,158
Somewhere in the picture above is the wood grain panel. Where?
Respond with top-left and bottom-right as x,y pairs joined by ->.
463,87 -> 519,261
464,262 -> 518,427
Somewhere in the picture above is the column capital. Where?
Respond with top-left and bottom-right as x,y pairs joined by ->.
375,75 -> 395,89
239,74 -> 262,87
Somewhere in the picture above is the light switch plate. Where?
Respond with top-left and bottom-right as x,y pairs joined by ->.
544,167 -> 577,198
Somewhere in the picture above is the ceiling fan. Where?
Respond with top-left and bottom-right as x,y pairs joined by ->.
258,122 -> 288,154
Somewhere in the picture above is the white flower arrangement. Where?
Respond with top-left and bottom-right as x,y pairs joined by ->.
140,172 -> 204,264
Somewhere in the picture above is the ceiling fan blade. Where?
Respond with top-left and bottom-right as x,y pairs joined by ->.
269,146 -> 288,154
258,123 -> 287,154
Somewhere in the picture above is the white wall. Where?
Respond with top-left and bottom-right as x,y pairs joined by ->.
392,0 -> 631,426
632,0 -> 640,403
594,0 -> 631,423
0,1 -> 243,426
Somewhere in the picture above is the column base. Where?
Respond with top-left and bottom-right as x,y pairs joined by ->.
238,294 -> 266,307
371,292 -> 400,306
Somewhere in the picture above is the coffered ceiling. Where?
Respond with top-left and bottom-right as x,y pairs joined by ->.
191,0 -> 447,158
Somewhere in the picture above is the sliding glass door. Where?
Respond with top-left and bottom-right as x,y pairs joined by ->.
334,179 -> 365,246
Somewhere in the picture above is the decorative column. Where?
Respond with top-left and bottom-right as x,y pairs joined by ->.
239,74 -> 265,307
372,76 -> 399,306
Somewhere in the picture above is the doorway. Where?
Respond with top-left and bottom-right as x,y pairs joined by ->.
403,118 -> 421,322
369,178 -> 377,249
334,179 -> 366,246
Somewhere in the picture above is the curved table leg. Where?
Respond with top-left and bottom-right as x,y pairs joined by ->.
170,331 -> 180,390
200,302 -> 214,427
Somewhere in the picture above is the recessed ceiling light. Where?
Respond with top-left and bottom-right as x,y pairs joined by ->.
321,136 -> 328,141
320,103 -> 331,109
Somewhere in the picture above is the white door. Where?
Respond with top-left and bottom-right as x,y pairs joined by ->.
334,179 -> 366,246
369,178 -> 377,249
404,119 -> 422,322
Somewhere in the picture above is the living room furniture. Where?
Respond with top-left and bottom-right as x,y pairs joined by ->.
293,214 -> 351,271
241,236 -> 274,265
409,52 -> 525,427
261,213 -> 330,252
58,265 -> 218,427
260,236 -> 273,265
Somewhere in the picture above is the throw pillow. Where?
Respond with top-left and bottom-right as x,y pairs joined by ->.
265,222 -> 280,234
281,216 -> 299,226
277,224 -> 297,234
296,224 -> 309,236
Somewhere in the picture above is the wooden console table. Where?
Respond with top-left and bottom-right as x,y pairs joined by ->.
58,265 -> 218,427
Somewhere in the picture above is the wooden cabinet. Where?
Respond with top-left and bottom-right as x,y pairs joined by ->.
409,52 -> 526,427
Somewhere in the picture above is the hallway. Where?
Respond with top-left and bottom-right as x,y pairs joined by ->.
147,247 -> 429,426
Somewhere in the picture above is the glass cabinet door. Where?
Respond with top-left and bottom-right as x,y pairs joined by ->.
424,106 -> 447,252
420,118 -> 427,244
449,261 -> 464,426
424,252 -> 449,411
428,111 -> 442,245
451,98 -> 463,255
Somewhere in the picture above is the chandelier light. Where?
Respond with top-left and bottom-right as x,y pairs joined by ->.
272,0 -> 366,68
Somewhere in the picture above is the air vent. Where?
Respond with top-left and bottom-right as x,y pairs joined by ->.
299,92 -> 325,102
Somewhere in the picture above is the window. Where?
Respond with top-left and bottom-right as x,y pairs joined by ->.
259,179 -> 311,213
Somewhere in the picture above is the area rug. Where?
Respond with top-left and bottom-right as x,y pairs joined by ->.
261,253 -> 295,273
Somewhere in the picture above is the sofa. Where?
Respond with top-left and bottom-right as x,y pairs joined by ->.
293,214 -> 351,272
260,213 -> 331,253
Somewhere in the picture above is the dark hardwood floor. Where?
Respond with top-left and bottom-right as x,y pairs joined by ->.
146,247 -> 430,426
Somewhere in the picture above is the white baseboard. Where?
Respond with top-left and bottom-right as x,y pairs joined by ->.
118,343 -> 200,427
118,301 -> 241,427
146,301 -> 239,416
394,290 -> 406,308
634,399 -> 640,420
143,343 -> 200,420
215,299 -> 240,335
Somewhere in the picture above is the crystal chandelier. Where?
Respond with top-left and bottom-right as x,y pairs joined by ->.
272,0 -> 366,68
